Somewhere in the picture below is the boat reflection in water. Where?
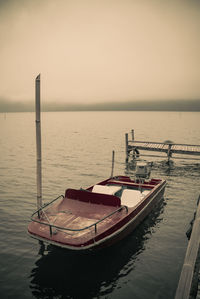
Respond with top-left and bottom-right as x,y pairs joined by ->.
29,198 -> 166,299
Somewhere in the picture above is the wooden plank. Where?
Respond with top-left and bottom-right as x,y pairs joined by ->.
172,150 -> 200,156
129,144 -> 169,153
138,154 -> 200,161
175,196 -> 200,299
125,132 -> 200,161
129,139 -> 200,148
128,142 -> 200,156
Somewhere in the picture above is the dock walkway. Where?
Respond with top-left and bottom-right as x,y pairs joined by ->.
125,130 -> 200,162
175,195 -> 200,299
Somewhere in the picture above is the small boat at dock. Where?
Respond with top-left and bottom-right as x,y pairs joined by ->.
28,75 -> 166,251
28,163 -> 166,251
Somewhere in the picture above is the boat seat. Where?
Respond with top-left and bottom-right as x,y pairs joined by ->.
65,188 -> 121,207
92,185 -> 121,195
121,189 -> 147,208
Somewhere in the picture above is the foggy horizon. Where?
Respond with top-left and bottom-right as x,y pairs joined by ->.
0,0 -> 200,105
1,98 -> 200,112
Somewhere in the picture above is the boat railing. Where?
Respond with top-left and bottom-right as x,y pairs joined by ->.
93,205 -> 128,234
33,194 -> 65,218
31,202 -> 128,237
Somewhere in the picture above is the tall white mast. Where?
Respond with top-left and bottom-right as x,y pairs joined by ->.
35,74 -> 42,211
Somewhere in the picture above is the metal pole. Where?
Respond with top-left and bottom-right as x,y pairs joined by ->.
125,133 -> 129,162
35,74 -> 42,212
131,129 -> 134,141
110,150 -> 115,178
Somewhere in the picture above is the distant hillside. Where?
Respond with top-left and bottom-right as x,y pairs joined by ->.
0,98 -> 200,112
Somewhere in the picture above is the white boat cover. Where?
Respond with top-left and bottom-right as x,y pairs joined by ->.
121,189 -> 150,207
92,185 -> 121,195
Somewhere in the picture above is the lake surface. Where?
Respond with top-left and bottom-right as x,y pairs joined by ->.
0,111 -> 200,299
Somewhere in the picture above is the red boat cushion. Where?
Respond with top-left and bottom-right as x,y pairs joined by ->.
65,188 -> 121,207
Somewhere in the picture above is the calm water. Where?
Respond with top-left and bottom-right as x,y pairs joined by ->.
0,111 -> 200,299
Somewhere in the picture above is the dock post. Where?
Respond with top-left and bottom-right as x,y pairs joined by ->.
125,133 -> 129,162
167,144 -> 172,164
131,129 -> 134,141
110,150 -> 115,178
35,74 -> 42,213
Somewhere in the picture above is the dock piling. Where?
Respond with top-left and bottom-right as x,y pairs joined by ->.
167,144 -> 172,164
125,133 -> 129,162
110,150 -> 115,178
35,74 -> 42,213
131,129 -> 134,141
175,195 -> 200,299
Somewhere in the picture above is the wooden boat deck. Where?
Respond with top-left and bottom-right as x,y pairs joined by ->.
36,199 -> 126,241
29,193 -> 129,247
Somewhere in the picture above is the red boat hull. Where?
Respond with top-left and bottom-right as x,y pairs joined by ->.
28,177 -> 166,251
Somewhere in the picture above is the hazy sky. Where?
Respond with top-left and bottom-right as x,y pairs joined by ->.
0,0 -> 200,104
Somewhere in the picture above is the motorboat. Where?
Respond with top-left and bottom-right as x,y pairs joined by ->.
28,162 -> 166,251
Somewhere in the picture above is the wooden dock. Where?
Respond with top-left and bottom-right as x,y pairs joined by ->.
175,195 -> 200,299
125,130 -> 200,162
